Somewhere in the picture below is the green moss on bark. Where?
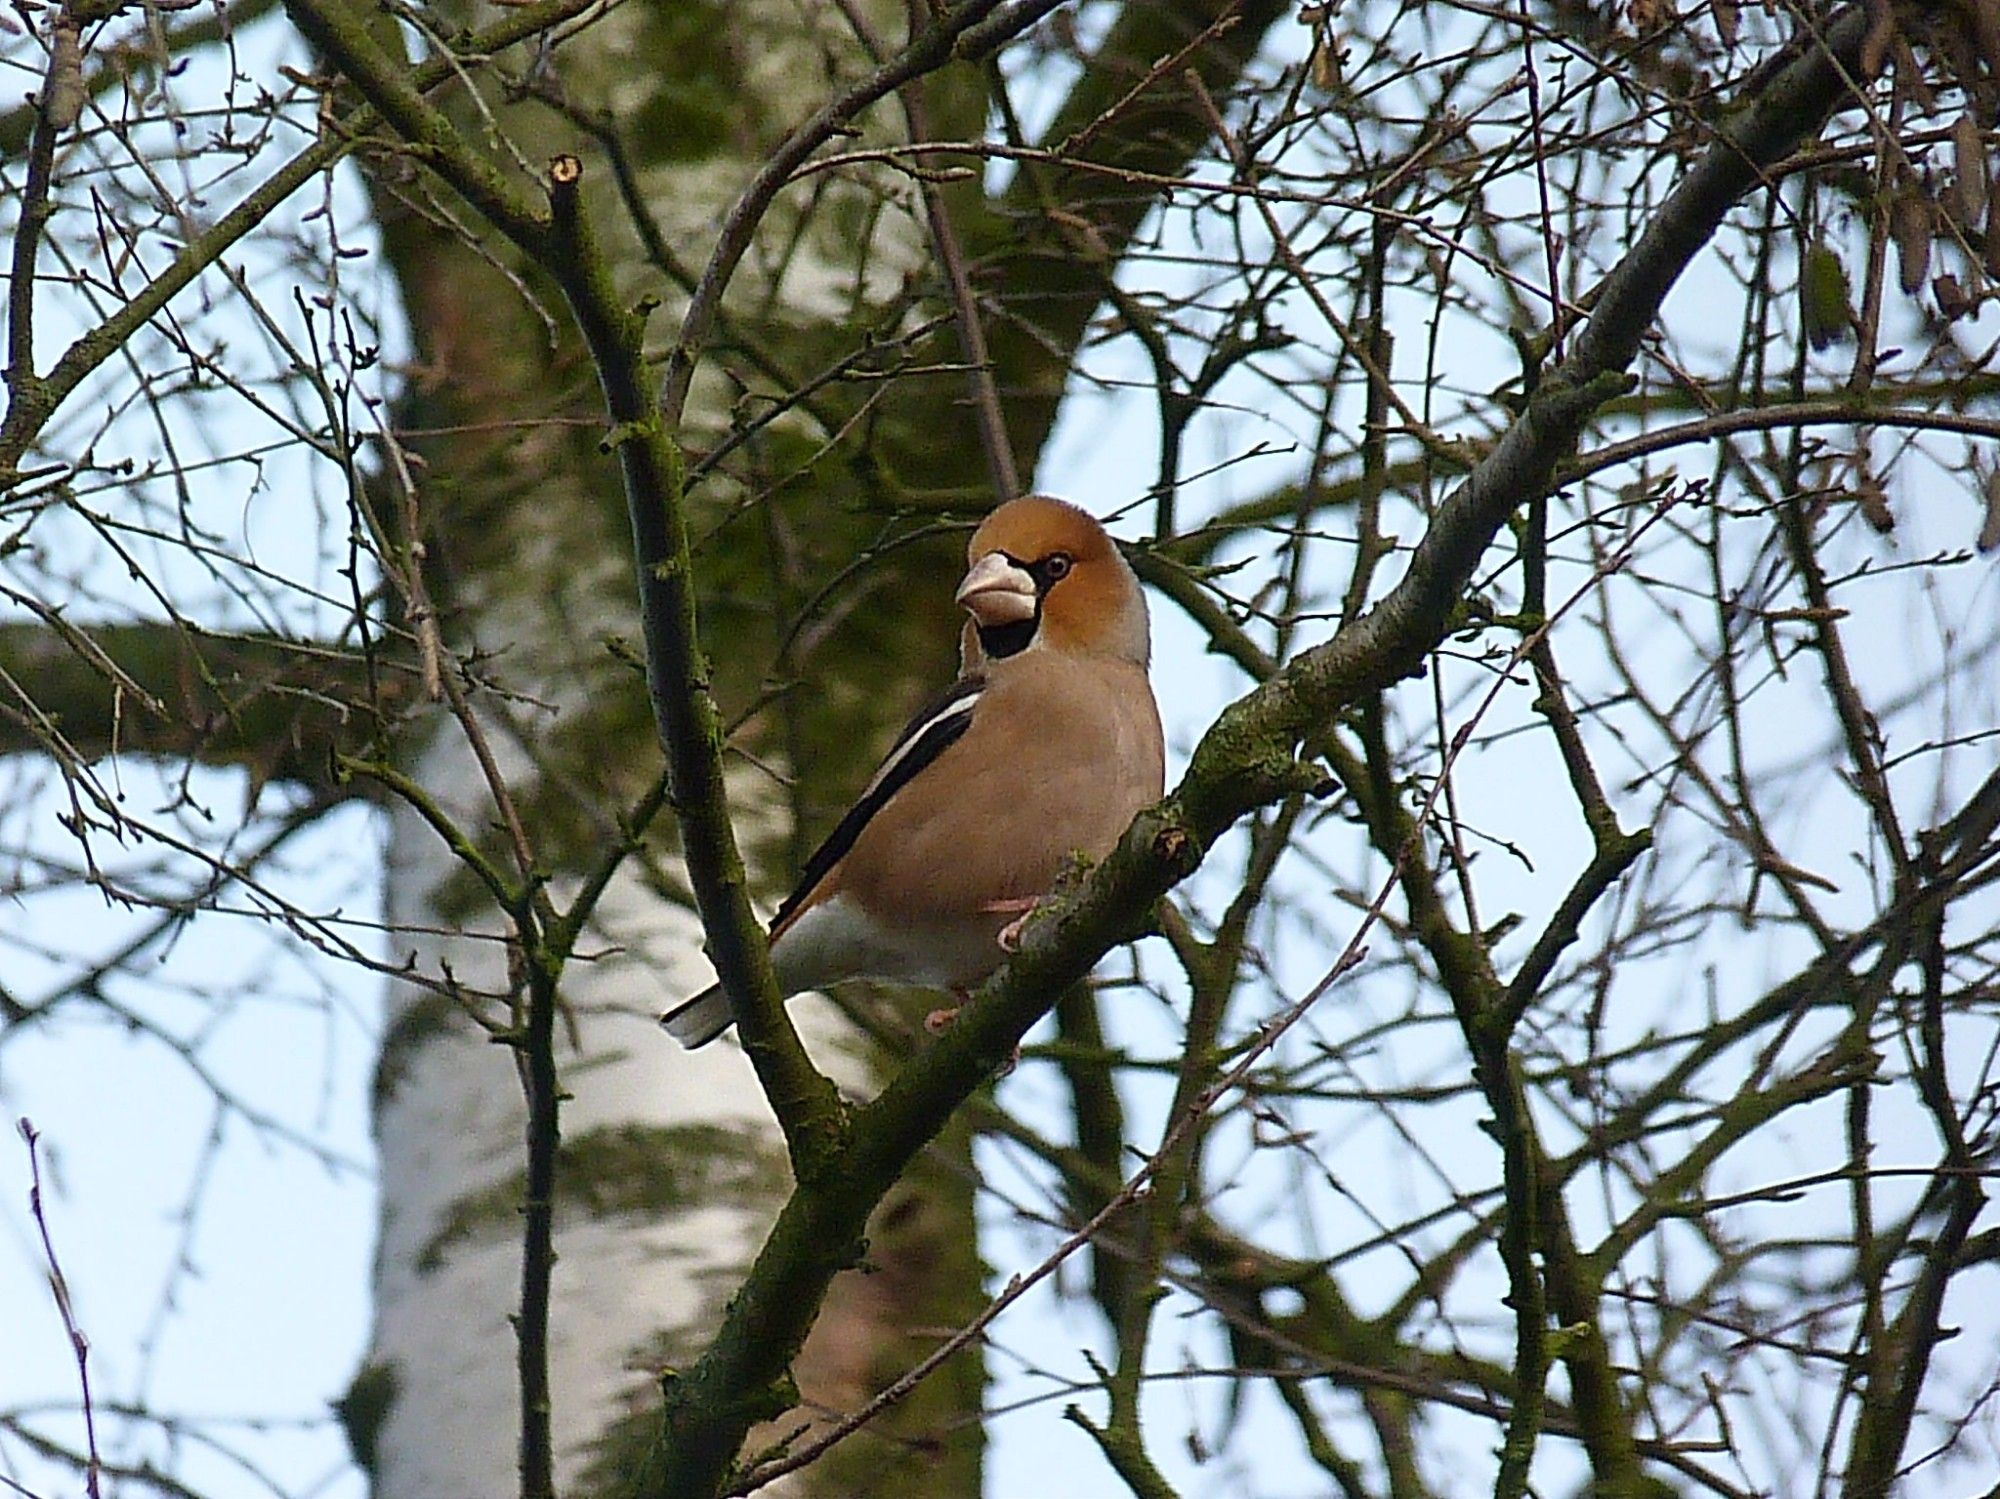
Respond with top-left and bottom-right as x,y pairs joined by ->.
334,1358 -> 401,1475
416,1123 -> 790,1273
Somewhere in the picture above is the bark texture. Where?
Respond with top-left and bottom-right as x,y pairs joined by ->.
348,3 -> 987,1491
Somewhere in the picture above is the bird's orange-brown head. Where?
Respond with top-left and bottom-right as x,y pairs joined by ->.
955,496 -> 1150,667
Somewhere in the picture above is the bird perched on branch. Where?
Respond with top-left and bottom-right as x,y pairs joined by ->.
662,494 -> 1164,1049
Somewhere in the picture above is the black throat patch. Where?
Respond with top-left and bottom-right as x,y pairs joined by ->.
976,615 -> 1038,659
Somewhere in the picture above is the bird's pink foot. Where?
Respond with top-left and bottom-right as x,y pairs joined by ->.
925,986 -> 974,1034
922,989 -> 1019,1075
981,896 -> 1040,952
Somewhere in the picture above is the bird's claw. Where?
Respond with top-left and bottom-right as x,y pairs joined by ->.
923,995 -> 1019,1076
981,896 -> 1040,952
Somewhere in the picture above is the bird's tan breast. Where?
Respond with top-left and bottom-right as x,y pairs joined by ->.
841,652 -> 1164,922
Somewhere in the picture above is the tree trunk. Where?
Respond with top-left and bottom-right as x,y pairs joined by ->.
341,3 -> 988,1491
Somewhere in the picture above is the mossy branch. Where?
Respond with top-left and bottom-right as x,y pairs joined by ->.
540,155 -> 846,1174
0,620 -> 417,790
336,753 -> 522,910
624,12 -> 1876,1495
281,0 -> 553,254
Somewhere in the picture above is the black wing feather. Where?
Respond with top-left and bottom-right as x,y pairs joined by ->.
769,674 -> 984,931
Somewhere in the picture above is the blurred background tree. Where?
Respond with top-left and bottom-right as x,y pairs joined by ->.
2,1 -> 1998,1498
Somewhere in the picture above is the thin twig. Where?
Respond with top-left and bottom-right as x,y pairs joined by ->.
19,1118 -> 103,1499
896,0 -> 1018,501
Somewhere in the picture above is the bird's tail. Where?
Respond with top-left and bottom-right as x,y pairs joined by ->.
660,984 -> 735,1049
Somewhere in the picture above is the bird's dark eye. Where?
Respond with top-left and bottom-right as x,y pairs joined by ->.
1042,552 -> 1074,583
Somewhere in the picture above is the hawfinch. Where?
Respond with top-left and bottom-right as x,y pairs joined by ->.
662,495 -> 1164,1049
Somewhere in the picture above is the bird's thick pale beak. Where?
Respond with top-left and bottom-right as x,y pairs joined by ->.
955,551 -> 1037,626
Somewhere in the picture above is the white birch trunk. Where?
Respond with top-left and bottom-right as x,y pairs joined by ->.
364,750 -> 863,1496
340,3 -> 969,1492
